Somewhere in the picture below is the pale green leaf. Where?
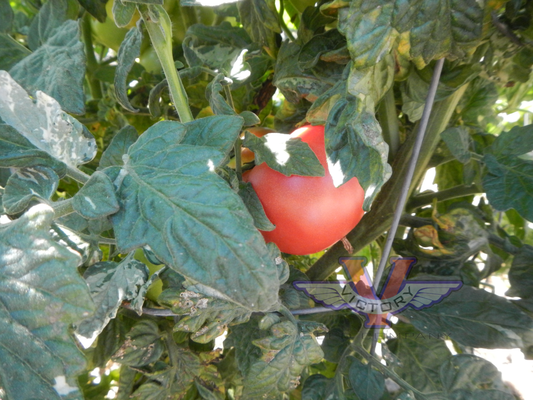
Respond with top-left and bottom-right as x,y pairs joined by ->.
0,71 -> 96,167
112,0 -> 137,28
9,20 -> 86,115
3,166 -> 58,214
347,54 -> 394,104
115,26 -> 143,112
72,171 -> 120,219
243,131 -> 325,177
77,258 -> 149,342
0,204 -> 94,399
110,120 -> 280,311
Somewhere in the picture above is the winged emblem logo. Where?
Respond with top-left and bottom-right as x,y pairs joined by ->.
293,257 -> 462,328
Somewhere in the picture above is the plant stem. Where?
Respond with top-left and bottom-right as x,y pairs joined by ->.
81,12 -> 103,100
180,5 -> 198,29
278,0 -> 296,42
306,84 -> 469,281
377,88 -> 400,160
139,5 -> 194,123
407,184 -> 483,210
52,198 -> 76,219
66,166 -> 91,184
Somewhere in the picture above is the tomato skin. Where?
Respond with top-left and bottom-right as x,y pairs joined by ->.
244,125 -> 365,255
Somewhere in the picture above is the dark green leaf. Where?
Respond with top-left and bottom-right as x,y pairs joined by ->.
347,357 -> 385,400
112,0 -> 137,28
387,323 -> 451,392
225,318 -> 267,376
482,124 -> 533,222
301,374 -> 331,400
0,34 -> 31,70
238,0 -> 280,49
3,166 -> 58,215
400,285 -> 533,358
110,120 -> 280,311
325,95 -> 391,209
182,115 -> 243,157
115,26 -> 143,112
238,181 -> 275,231
274,41 -> 332,104
439,355 -> 515,399
0,71 -> 96,167
242,320 -> 325,398
0,124 -> 67,175
76,258 -> 149,342
72,171 -> 120,219
9,20 -> 87,115
77,0 -> 107,22
122,0 -> 163,4
0,204 -> 94,399
0,0 -> 14,33
98,125 -> 138,170
115,365 -> 137,400
338,0 -> 483,69
441,126 -> 471,164
112,320 -> 164,367
320,327 -> 349,363
27,0 -> 79,51
507,245 -> 533,299
206,73 -> 236,116
244,131 -> 325,177
299,29 -> 346,70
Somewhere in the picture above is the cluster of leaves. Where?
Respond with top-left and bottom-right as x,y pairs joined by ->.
2,0 -> 533,399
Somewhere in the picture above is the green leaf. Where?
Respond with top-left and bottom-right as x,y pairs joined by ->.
347,357 -> 386,400
507,245 -> 533,299
242,320 -> 325,398
238,0 -> 280,50
0,33 -> 32,70
76,258 -> 149,342
158,287 -> 252,343
0,204 -> 94,399
77,0 -> 107,22
0,0 -> 14,33
338,0 -> 483,69
72,171 -> 120,219
112,0 -> 137,28
0,125 -> 67,175
441,126 -> 472,164
9,20 -> 86,115
3,166 -> 59,215
27,0 -> 79,51
306,80 -> 347,126
243,131 -> 325,177
115,26 -> 143,112
182,115 -> 244,159
483,125 -> 533,222
387,323 -> 451,392
298,29 -> 347,70
238,181 -> 275,231
0,71 -> 96,168
301,374 -> 331,400
240,110 -> 261,127
98,125 -> 138,170
400,285 -> 533,358
225,317 -> 267,376
206,73 -> 236,116
112,320 -> 164,367
439,355 -> 515,399
122,0 -> 163,4
347,54 -> 394,105
92,317 -> 127,368
110,120 -> 280,311
325,95 -> 391,209
274,41 -> 332,104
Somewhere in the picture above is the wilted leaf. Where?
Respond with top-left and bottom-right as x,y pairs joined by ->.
0,204 -> 94,399
72,171 -> 120,219
112,320 -> 164,367
243,131 -> 325,177
2,166 -> 59,214
0,71 -> 96,168
110,120 -> 280,311
115,26 -> 143,112
10,20 -> 86,115
483,124 -> 533,222
76,258 -> 149,343
206,73 -> 236,116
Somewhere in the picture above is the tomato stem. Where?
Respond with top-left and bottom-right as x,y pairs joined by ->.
139,5 -> 194,123
278,0 -> 296,42
52,198 -> 76,219
377,88 -> 399,160
81,12 -> 103,100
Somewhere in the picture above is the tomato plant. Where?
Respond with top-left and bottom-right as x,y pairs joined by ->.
245,125 -> 365,255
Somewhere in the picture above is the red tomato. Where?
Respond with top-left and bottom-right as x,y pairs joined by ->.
244,125 -> 365,255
